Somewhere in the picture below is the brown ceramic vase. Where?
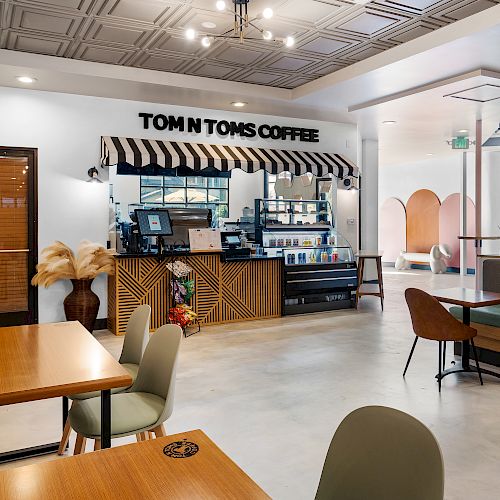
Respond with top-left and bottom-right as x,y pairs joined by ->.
63,278 -> 100,333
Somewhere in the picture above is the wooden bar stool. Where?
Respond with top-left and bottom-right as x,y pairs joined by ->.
355,252 -> 384,310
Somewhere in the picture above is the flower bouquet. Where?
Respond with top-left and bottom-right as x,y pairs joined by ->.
167,260 -> 197,329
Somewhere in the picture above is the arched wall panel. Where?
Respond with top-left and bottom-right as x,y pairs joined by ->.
379,198 -> 406,263
439,193 -> 476,269
406,189 -> 441,254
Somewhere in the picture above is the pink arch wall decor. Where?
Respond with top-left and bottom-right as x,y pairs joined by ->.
406,189 -> 441,253
379,198 -> 406,263
439,193 -> 476,270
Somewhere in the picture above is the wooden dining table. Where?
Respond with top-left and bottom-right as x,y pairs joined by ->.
0,429 -> 271,499
0,322 -> 132,462
431,287 -> 500,379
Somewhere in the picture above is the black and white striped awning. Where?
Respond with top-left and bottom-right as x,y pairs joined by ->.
101,136 -> 358,178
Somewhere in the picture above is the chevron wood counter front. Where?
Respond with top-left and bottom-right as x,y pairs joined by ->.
108,255 -> 283,335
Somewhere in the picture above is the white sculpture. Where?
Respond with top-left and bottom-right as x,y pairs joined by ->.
430,244 -> 452,274
395,251 -> 411,270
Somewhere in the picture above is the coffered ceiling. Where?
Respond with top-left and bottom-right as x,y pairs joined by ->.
0,0 -> 498,89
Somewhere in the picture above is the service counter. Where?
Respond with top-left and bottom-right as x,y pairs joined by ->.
108,252 -> 283,335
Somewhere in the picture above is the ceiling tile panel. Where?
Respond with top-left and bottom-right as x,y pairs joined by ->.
388,23 -> 434,43
191,62 -> 238,79
277,0 -> 340,23
75,43 -> 130,64
240,71 -> 287,85
101,0 -> 171,24
11,5 -> 81,36
137,54 -> 187,72
440,0 -> 497,21
299,36 -> 349,54
339,12 -> 401,35
267,55 -> 315,71
86,22 -> 149,46
6,32 -> 69,56
214,45 -> 266,65
1,0 -> 499,88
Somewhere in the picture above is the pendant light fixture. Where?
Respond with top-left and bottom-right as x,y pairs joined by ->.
186,0 -> 295,49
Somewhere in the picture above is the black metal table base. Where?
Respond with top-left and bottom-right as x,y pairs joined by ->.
0,392 -> 113,463
0,443 -> 60,464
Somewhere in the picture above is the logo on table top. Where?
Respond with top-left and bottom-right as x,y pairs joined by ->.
163,439 -> 199,459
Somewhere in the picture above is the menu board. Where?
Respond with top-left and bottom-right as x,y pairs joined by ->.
189,228 -> 222,252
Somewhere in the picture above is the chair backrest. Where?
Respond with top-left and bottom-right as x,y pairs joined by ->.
315,406 -> 444,500
119,304 -> 151,366
405,288 -> 476,341
130,324 -> 182,424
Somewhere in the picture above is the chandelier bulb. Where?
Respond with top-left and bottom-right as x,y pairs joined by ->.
201,36 -> 212,48
185,28 -> 196,40
216,1 -> 226,11
284,36 -> 295,47
262,30 -> 273,41
262,7 -> 273,19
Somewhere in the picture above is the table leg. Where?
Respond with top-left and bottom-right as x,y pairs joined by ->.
101,389 -> 111,449
461,307 -> 471,370
376,256 -> 384,310
62,396 -> 68,430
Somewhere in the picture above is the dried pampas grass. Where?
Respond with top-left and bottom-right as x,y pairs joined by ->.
32,240 -> 116,287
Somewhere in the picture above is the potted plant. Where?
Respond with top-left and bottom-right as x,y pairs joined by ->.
32,240 -> 115,332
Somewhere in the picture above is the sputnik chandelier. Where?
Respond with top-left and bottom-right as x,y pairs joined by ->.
185,0 -> 295,49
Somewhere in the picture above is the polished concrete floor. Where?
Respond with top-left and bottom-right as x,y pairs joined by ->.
1,269 -> 500,499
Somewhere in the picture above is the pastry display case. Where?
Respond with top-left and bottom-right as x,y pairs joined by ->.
255,199 -> 357,314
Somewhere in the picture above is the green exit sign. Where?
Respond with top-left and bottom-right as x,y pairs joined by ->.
452,136 -> 470,149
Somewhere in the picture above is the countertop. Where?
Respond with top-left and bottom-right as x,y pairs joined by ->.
115,251 -> 283,261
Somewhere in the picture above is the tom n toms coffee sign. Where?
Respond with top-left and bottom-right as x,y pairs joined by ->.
139,113 -> 319,143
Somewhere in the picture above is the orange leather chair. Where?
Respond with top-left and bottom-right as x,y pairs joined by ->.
404,288 -> 483,391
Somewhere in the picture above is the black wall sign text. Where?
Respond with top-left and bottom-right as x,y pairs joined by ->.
139,113 -> 319,143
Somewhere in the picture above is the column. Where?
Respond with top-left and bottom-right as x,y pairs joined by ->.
360,139 -> 379,280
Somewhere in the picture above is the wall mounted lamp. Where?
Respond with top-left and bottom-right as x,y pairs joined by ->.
87,166 -> 103,183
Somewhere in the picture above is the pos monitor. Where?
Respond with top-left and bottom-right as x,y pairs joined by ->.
135,209 -> 173,237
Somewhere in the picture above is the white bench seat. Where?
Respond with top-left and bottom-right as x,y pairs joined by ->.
402,252 -> 431,263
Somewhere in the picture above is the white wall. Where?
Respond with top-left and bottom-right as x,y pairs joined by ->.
482,151 -> 500,255
379,152 -> 475,206
0,86 -> 357,323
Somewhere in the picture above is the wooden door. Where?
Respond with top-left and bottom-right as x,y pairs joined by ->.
0,148 -> 37,325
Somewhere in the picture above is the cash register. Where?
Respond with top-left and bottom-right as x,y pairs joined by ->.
221,232 -> 251,260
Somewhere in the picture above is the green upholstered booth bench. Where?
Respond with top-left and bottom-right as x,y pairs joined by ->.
450,305 -> 500,353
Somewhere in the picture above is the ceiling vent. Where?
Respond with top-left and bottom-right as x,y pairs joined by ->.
444,84 -> 500,103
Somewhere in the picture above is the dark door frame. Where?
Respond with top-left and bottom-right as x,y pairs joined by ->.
0,146 -> 38,325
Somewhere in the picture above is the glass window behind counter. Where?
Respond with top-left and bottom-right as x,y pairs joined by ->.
140,175 -> 229,226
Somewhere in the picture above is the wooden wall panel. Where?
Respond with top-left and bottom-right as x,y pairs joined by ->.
109,255 -> 282,335
406,189 -> 441,254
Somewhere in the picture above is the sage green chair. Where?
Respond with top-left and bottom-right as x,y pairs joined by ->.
58,304 -> 151,455
69,323 -> 182,453
315,406 -> 444,500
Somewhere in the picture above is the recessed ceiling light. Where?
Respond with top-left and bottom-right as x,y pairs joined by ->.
17,76 -> 36,84
216,0 -> 226,11
382,120 -> 397,125
457,129 -> 468,134
201,21 -> 217,29
426,153 -> 434,156
231,101 -> 247,108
